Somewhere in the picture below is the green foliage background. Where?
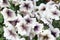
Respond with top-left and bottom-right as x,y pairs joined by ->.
0,0 -> 60,40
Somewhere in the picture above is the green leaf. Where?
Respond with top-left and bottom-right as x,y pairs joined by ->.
36,0 -> 46,6
33,35 -> 37,40
52,20 -> 60,29
0,38 -> 4,40
0,13 -> 4,23
56,36 -> 60,40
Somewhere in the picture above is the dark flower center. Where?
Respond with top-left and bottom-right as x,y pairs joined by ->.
9,19 -> 19,26
26,18 -> 31,23
24,3 -> 30,9
35,9 -> 39,12
51,31 -> 56,37
41,7 -> 46,11
9,30 -> 16,37
31,0 -> 34,1
34,25 -> 39,31
21,24 -> 27,30
3,0 -> 8,4
6,10 -> 12,17
52,11 -> 58,15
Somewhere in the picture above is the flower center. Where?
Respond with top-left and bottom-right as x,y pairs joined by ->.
3,0 -> 8,4
9,19 -> 19,26
41,7 -> 46,11
9,30 -> 16,37
26,18 -> 31,23
51,31 -> 56,37
52,11 -> 58,15
6,10 -> 12,17
34,25 -> 39,31
21,24 -> 27,31
24,3 -> 30,9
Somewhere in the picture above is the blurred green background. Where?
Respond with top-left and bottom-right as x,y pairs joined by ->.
0,0 -> 60,40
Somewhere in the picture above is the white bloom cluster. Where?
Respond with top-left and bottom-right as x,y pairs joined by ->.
0,0 -> 60,40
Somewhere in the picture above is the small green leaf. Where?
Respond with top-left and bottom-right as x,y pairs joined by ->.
0,13 -> 4,23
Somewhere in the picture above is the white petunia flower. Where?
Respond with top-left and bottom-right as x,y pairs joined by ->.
20,1 -> 34,12
39,3 -> 46,12
1,8 -> 16,20
31,22 -> 44,34
23,15 -> 36,24
4,13 -> 22,26
0,0 -> 10,8
38,3 -> 46,18
4,18 -> 20,27
4,26 -> 25,40
3,26 -> 20,40
41,8 -> 60,20
16,23 -> 31,36
50,8 -> 60,20
16,17 -> 31,36
38,29 -> 56,40
50,28 -> 60,38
